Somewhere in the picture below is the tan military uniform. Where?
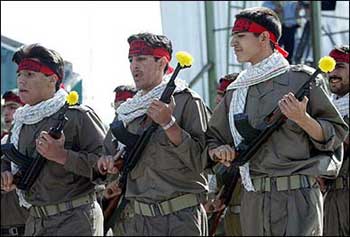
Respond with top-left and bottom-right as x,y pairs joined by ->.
1,191 -> 29,236
110,89 -> 210,236
206,66 -> 348,236
3,105 -> 106,236
1,137 -> 29,236
323,115 -> 349,236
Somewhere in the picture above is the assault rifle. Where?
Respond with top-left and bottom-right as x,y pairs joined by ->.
209,57 -> 336,236
103,52 -> 193,234
1,91 -> 79,191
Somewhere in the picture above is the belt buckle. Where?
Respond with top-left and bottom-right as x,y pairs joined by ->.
38,206 -> 48,217
9,227 -> 18,236
33,206 -> 44,218
150,203 -> 163,216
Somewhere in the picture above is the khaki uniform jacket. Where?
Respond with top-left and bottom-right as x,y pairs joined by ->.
105,89 -> 210,203
3,105 -> 106,206
206,65 -> 348,178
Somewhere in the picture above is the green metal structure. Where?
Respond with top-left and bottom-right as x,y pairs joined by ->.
204,1 -> 218,109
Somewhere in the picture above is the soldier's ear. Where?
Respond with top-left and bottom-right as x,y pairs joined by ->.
48,74 -> 59,84
260,31 -> 269,42
159,57 -> 168,71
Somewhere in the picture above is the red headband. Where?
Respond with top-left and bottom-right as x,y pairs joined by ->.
166,65 -> 174,75
329,49 -> 349,63
129,40 -> 171,62
115,91 -> 135,102
232,18 -> 289,58
217,78 -> 234,93
17,59 -> 60,80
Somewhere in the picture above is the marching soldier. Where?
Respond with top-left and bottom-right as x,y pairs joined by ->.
205,7 -> 348,236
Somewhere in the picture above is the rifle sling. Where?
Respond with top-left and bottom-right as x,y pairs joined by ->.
1,143 -> 32,169
110,120 -> 140,148
234,113 -> 261,143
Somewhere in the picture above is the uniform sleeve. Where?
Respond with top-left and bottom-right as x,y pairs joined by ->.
308,81 -> 349,151
163,93 -> 210,172
1,159 -> 11,173
103,129 -> 118,156
1,135 -> 11,172
63,108 -> 106,178
205,90 -> 235,151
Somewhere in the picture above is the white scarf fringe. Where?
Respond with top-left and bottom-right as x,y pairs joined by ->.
332,93 -> 349,118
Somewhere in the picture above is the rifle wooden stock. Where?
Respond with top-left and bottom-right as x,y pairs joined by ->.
209,168 -> 239,236
101,158 -> 124,220
209,68 -> 322,236
103,195 -> 122,224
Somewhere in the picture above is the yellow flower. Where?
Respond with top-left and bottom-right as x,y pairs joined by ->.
318,56 -> 336,73
175,51 -> 193,67
66,91 -> 79,106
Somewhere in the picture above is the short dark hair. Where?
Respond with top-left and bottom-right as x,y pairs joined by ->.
12,43 -> 64,91
235,7 -> 282,42
127,32 -> 173,74
334,45 -> 349,54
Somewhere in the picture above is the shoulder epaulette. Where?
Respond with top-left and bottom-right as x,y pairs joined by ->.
290,64 -> 316,76
174,87 -> 203,100
290,64 -> 326,86
67,104 -> 95,113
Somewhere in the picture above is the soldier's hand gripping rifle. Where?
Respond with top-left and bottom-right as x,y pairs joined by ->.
103,51 -> 193,233
1,91 -> 79,191
209,56 -> 336,236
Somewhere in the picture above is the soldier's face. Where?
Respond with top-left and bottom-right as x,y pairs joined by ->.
17,69 -> 56,106
328,62 -> 349,96
129,55 -> 164,93
231,32 -> 265,65
3,102 -> 21,129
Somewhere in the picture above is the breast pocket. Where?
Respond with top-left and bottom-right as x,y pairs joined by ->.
63,132 -> 78,151
248,84 -> 276,124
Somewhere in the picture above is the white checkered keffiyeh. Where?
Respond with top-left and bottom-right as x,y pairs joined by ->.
227,52 -> 290,191
10,88 -> 67,208
116,74 -> 187,125
332,93 -> 349,118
